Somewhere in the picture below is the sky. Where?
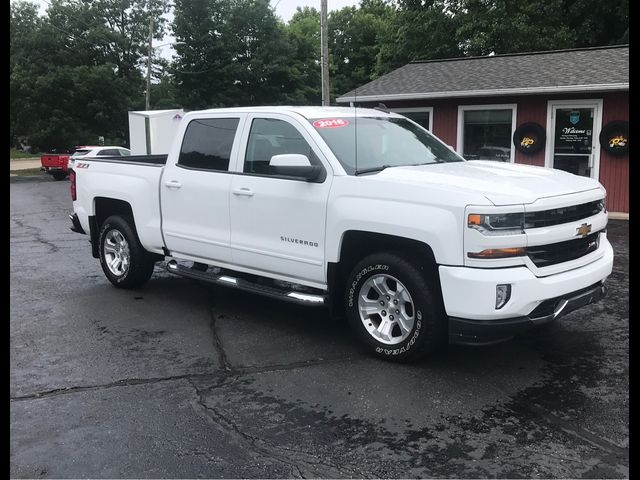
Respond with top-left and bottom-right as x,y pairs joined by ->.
27,0 -> 360,59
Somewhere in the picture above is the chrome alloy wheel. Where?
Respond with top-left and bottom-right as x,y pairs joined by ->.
357,274 -> 415,345
103,229 -> 130,277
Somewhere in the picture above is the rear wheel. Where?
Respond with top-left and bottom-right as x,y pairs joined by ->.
98,215 -> 156,289
344,252 -> 446,362
52,172 -> 66,181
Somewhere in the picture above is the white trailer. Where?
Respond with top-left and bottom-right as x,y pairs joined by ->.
128,109 -> 185,155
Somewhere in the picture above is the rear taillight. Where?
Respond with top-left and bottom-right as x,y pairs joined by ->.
70,170 -> 77,201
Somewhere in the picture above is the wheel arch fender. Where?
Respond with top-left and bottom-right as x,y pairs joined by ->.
327,230 -> 445,318
90,197 -> 137,259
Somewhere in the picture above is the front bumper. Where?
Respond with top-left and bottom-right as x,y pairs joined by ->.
440,238 -> 613,345
449,281 -> 607,345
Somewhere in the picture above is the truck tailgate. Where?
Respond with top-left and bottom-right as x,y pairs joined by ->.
41,154 -> 68,167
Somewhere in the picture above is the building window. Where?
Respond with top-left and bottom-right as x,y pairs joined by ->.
390,108 -> 433,131
457,105 -> 517,162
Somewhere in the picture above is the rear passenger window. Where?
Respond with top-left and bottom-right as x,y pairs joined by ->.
179,118 -> 240,171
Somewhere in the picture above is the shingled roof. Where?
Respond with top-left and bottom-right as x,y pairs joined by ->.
336,45 -> 629,103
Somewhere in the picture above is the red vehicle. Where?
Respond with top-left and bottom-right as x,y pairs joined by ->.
40,146 -> 96,180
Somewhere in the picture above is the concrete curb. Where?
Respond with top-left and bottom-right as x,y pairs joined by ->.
609,212 -> 629,220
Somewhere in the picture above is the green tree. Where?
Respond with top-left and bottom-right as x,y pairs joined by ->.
285,6 -> 321,104
453,0 -> 575,55
172,0 -> 294,108
374,0 -> 461,77
329,0 -> 395,99
452,0 -> 629,56
10,0 -> 168,150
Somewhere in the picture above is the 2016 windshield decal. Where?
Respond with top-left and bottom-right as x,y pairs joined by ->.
281,236 -> 319,247
313,118 -> 350,128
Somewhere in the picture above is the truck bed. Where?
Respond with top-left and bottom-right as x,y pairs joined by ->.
73,156 -> 167,255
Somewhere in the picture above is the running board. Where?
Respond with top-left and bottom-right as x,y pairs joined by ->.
166,260 -> 326,306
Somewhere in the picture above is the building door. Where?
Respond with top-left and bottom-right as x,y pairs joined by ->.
546,100 -> 602,179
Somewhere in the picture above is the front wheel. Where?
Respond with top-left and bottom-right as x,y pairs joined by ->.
344,252 -> 446,362
98,215 -> 156,289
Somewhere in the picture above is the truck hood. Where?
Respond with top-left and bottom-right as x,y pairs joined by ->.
373,160 -> 603,205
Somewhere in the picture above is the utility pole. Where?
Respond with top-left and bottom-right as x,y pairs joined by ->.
320,0 -> 330,106
145,16 -> 153,111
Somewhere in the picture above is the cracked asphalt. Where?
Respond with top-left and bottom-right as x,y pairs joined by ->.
10,175 -> 629,478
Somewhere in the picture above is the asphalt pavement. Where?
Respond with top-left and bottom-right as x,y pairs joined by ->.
10,175 -> 629,478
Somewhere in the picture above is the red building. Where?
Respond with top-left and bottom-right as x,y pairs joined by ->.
337,45 -> 629,216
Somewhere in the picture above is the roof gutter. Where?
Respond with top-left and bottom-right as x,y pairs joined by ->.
336,83 -> 629,103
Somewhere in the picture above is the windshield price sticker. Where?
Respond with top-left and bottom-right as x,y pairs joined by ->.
313,118 -> 350,128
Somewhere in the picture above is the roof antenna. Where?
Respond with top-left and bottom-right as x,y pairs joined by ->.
354,87 -> 358,174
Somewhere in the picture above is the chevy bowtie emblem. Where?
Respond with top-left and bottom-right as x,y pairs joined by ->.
576,223 -> 592,237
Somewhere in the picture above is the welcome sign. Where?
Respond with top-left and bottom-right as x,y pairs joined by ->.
554,109 -> 593,154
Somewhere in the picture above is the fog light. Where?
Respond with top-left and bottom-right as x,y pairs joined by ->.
496,284 -> 511,309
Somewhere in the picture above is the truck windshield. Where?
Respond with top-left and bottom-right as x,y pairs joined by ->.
309,116 -> 464,175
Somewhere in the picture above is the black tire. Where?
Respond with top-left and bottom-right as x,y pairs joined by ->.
52,172 -> 67,181
513,122 -> 546,155
599,120 -> 629,155
98,215 -> 156,289
344,252 -> 446,362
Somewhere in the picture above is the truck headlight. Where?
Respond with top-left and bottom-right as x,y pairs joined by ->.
468,212 -> 525,235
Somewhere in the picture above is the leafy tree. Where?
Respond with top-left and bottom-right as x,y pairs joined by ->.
453,0 -> 576,56
171,0 -> 233,109
452,0 -> 628,56
10,0 -> 169,150
563,0 -> 628,47
221,0 -> 295,105
172,0 -> 294,108
285,6 -> 321,105
329,0 -> 395,99
374,0 -> 461,77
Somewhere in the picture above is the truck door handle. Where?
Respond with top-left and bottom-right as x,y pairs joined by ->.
232,187 -> 254,197
164,180 -> 182,189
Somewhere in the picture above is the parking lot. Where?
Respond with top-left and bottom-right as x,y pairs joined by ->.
10,175 -> 628,478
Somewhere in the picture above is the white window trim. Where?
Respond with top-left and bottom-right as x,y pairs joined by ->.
389,107 -> 434,131
545,99 -> 603,181
456,104 -> 518,163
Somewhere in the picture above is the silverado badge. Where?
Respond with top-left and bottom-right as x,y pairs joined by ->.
576,223 -> 592,237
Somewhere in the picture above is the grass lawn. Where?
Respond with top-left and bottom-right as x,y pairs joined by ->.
10,148 -> 40,159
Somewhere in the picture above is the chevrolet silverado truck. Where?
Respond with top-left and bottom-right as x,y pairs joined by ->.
70,106 -> 613,361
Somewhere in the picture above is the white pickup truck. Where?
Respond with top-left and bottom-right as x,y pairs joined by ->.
70,106 -> 613,361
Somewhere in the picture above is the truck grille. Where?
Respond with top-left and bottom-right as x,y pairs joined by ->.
526,231 -> 601,267
525,200 -> 604,228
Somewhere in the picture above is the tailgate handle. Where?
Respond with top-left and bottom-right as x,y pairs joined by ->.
164,180 -> 182,189
232,187 -> 254,197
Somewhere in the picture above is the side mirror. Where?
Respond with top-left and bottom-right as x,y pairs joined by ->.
269,154 -> 323,182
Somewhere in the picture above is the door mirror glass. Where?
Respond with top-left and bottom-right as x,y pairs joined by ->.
269,154 -> 311,167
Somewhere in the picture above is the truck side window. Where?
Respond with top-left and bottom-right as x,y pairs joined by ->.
244,118 -> 319,176
179,118 -> 240,171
